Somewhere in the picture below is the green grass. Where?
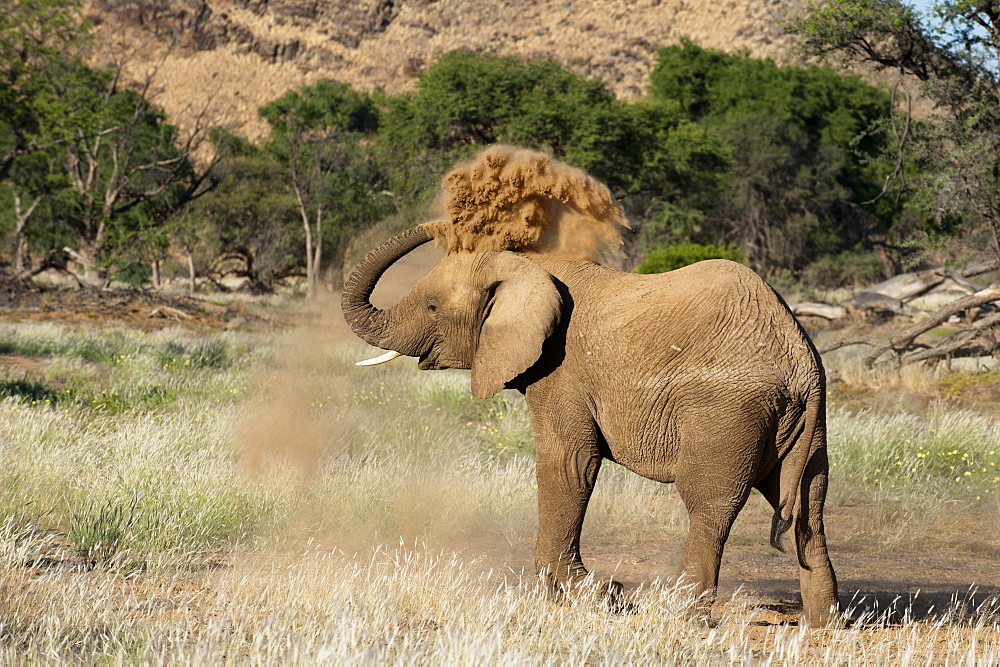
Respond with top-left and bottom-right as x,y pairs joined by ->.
829,407 -> 1000,500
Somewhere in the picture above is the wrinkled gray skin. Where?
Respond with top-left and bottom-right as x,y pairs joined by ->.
343,227 -> 839,626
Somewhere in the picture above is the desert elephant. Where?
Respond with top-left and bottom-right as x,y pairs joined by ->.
342,225 -> 839,626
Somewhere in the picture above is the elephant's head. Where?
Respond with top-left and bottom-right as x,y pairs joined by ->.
342,225 -> 563,398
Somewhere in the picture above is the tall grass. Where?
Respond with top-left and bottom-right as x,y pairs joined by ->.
0,320 -> 998,661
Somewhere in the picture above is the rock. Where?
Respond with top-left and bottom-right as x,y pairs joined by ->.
842,291 -> 911,319
863,270 -> 945,301
790,302 -> 846,320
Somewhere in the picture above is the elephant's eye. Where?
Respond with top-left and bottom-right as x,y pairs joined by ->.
427,303 -> 437,313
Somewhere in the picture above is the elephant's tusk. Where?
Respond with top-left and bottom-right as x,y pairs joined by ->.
355,350 -> 403,366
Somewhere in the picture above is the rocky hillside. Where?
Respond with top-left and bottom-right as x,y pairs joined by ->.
85,0 -> 802,142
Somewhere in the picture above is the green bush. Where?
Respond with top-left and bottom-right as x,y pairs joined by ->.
801,251 -> 886,289
636,242 -> 743,274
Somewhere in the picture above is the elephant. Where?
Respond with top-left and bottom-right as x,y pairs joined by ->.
342,225 -> 839,626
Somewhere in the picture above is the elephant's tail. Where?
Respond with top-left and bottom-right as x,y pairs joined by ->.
769,382 -> 826,567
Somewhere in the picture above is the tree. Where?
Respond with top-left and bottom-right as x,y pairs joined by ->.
791,1 -> 1000,368
49,58 -> 216,284
259,81 -> 391,298
790,0 -> 1000,262
0,0 -> 90,274
0,0 -> 90,182
186,142 -> 300,293
1,4 -> 217,284
646,41 -> 900,274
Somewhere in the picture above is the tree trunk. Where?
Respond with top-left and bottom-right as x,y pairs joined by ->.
187,252 -> 196,294
151,259 -> 161,289
310,205 -> 323,300
12,192 -> 40,275
14,233 -> 28,276
63,246 -> 103,286
304,218 -> 315,299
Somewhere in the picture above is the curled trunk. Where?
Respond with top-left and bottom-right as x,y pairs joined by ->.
341,225 -> 432,352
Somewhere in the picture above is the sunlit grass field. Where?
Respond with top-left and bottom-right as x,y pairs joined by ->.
1,314 -> 998,662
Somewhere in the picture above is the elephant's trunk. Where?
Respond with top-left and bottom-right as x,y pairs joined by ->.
341,225 -> 432,354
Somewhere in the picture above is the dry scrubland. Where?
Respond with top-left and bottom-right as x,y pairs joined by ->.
0,302 -> 999,662
90,0 -> 798,142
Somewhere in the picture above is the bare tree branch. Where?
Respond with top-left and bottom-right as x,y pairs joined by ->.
818,285 -> 1000,366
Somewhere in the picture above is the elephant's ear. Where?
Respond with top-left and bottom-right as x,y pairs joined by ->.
472,253 -> 562,399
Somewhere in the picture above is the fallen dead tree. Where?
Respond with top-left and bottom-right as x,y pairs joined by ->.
788,266 -> 984,322
818,284 -> 1000,367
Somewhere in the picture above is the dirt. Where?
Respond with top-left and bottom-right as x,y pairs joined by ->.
582,503 -> 1000,626
0,269 -> 275,331
423,145 -> 628,263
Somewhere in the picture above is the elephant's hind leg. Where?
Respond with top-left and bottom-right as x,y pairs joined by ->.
794,446 -> 839,626
674,482 -> 753,607
673,419 -> 758,617
755,451 -> 839,626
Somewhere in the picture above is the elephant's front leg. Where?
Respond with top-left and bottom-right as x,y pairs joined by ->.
530,408 -> 619,600
534,443 -> 601,585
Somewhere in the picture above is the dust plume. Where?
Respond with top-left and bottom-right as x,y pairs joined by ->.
235,294 -> 355,482
232,255 -> 533,560
236,247 -> 443,479
423,145 -> 630,265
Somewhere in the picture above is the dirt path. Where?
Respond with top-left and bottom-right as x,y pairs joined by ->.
581,513 -> 1000,625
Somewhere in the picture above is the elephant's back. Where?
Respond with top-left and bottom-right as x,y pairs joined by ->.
567,258 -> 820,398
534,256 -> 822,482
535,255 -> 818,375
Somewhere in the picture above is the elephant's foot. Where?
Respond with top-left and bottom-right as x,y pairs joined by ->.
541,569 -> 632,613
801,596 -> 840,628
665,571 -> 724,626
690,592 -> 717,627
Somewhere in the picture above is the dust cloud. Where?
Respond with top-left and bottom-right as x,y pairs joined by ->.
234,293 -> 356,482
234,241 -> 443,481
423,145 -> 630,266
231,246 -> 533,560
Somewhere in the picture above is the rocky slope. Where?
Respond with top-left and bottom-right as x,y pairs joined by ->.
86,0 -> 802,141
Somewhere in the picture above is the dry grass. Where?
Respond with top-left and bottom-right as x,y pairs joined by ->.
1,311 -> 999,661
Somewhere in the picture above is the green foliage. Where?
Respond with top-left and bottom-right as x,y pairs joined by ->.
189,339 -> 230,369
646,41 -> 899,272
801,250 -> 887,289
379,51 -> 641,193
0,0 -> 92,175
0,378 -> 62,404
790,0 -> 1000,262
636,242 -> 743,274
259,80 -> 379,135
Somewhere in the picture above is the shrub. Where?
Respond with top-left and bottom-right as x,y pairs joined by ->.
801,250 -> 886,289
636,242 -> 743,274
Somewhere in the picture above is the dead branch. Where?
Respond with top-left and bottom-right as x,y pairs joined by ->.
818,284 -> 1000,367
862,79 -> 912,205
902,311 -> 1000,365
148,306 -> 192,320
